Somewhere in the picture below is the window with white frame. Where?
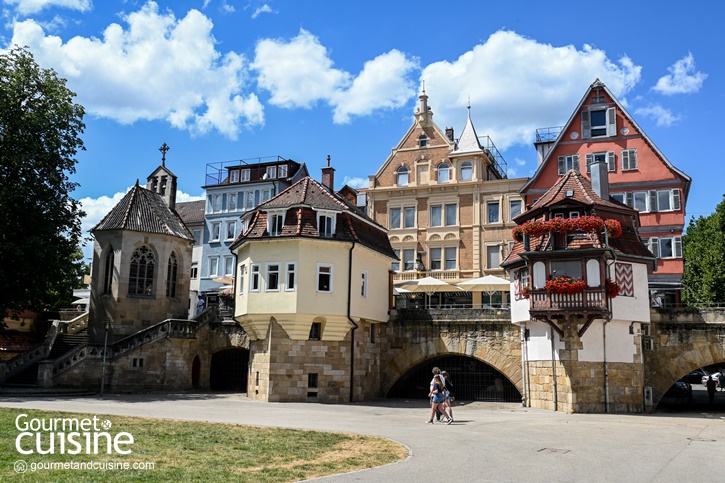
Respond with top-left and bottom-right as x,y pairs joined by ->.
361,270 -> 368,297
250,264 -> 260,291
224,256 -> 235,277
262,189 -> 270,202
486,245 -> 500,269
430,205 -> 442,227
190,263 -> 198,280
444,204 -> 456,226
207,194 -> 223,213
241,169 -> 250,181
557,155 -> 580,175
317,212 -> 336,237
226,221 -> 236,240
208,256 -> 219,278
444,247 -> 457,270
510,200 -> 522,220
621,149 -> 638,171
230,170 -> 240,183
431,247 -> 457,270
582,107 -> 616,138
585,152 -> 615,173
487,201 -> 500,223
643,236 -> 682,259
278,164 -> 288,178
286,262 -> 296,291
460,161 -> 472,181
238,264 -> 246,294
620,189 -> 681,213
317,264 -> 333,292
430,247 -> 442,270
266,263 -> 279,291
396,166 -> 409,186
404,207 -> 415,228
211,222 -> 221,241
389,207 -> 401,229
268,212 -> 285,236
438,163 -> 450,183
192,229 -> 202,245
228,193 -> 237,211
266,166 -> 277,179
245,191 -> 254,209
402,248 -> 415,271
389,206 -> 414,229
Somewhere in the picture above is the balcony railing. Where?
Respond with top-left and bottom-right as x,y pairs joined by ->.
535,126 -> 563,143
393,270 -> 476,283
529,288 -> 608,314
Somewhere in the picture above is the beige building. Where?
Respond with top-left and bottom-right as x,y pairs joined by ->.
367,91 -> 528,306
231,167 -> 396,402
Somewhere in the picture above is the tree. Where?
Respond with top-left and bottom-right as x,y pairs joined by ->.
682,195 -> 725,306
0,46 -> 86,316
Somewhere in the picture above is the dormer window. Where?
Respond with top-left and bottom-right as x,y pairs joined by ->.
418,135 -> 427,147
581,107 -> 616,138
266,166 -> 277,179
317,211 -> 337,237
396,166 -> 409,186
241,169 -> 250,182
278,164 -> 288,177
267,210 -> 285,236
438,163 -> 450,183
230,169 -> 240,183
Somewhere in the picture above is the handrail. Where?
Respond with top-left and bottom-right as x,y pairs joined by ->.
0,320 -> 60,383
58,311 -> 89,334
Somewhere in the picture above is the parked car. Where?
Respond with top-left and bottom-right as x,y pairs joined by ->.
702,373 -> 721,387
662,380 -> 693,404
683,368 -> 708,384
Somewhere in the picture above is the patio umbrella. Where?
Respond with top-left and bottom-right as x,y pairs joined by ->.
457,275 -> 510,306
395,276 -> 459,307
212,276 -> 234,285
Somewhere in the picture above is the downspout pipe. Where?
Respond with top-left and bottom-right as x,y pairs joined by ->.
551,324 -> 558,411
347,242 -> 358,403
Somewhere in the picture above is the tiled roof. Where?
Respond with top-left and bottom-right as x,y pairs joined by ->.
92,183 -> 194,241
176,200 -> 206,225
233,177 -> 395,259
528,169 -> 623,212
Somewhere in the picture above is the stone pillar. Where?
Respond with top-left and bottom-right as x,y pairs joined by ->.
38,361 -> 54,388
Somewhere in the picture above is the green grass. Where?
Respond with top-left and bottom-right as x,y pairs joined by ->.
0,407 -> 407,482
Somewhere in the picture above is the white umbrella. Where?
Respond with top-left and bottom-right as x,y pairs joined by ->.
457,275 -> 510,306
395,276 -> 460,307
71,298 -> 90,306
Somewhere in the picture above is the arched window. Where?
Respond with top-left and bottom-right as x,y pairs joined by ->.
438,163 -> 450,183
396,166 -> 409,186
166,252 -> 178,298
460,161 -> 473,181
128,245 -> 155,296
103,249 -> 114,294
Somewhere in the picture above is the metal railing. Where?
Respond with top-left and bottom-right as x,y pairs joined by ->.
204,155 -> 290,187
535,126 -> 563,143
479,136 -> 508,179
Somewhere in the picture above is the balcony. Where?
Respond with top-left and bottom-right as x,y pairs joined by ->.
535,126 -> 563,143
392,270 -> 475,283
528,287 -> 608,319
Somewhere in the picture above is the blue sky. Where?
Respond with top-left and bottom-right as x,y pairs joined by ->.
1,1 -> 721,260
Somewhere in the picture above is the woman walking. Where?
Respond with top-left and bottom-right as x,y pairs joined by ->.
427,374 -> 452,424
441,371 -> 454,422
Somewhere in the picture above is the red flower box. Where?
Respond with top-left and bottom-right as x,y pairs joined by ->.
573,216 -> 604,233
545,276 -> 587,294
604,219 -> 623,238
521,286 -> 530,299
605,278 -> 621,298
512,226 -> 524,242
522,220 -> 547,237
545,218 -> 574,233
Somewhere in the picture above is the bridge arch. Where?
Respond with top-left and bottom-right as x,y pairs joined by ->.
210,348 -> 249,391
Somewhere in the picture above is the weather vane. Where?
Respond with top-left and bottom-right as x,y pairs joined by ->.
159,142 -> 170,166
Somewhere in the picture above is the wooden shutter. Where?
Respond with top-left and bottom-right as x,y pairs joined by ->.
558,156 -> 565,175
625,192 -> 633,207
674,237 -> 683,258
606,107 -> 617,136
673,189 -> 681,211
649,190 -> 657,213
629,149 -> 638,169
581,111 -> 590,139
585,153 -> 593,173
607,152 -> 615,171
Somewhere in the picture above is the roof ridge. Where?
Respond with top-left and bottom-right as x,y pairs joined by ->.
120,184 -> 141,229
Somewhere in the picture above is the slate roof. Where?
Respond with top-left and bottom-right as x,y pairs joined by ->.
232,177 -> 395,259
92,182 -> 194,241
176,200 -> 206,225
451,115 -> 484,155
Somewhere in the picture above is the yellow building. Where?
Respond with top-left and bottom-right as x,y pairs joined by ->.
231,168 -> 396,402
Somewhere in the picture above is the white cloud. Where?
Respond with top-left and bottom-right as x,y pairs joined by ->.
340,176 -> 368,189
3,0 -> 91,15
421,30 -> 642,150
634,104 -> 681,127
7,1 -> 264,139
252,29 -> 418,123
652,53 -> 707,95
251,4 -> 273,18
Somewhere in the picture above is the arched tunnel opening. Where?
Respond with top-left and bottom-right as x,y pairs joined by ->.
658,363 -> 725,413
386,355 -> 521,402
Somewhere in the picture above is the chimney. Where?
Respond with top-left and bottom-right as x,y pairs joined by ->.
445,127 -> 454,142
590,159 -> 609,200
321,154 -> 335,191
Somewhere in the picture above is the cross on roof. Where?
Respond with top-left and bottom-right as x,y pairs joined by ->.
159,142 -> 170,166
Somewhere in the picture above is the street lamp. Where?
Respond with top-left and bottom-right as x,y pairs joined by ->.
100,318 -> 111,396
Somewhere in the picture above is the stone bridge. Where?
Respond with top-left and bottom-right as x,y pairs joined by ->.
380,307 -> 725,410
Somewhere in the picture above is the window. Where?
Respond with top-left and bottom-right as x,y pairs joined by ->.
211,222 -> 221,242
622,149 -> 638,171
192,229 -> 202,245
278,164 -> 288,178
229,170 -> 240,183
128,245 -> 155,296
585,152 -> 615,173
487,245 -> 500,269
430,248 -> 441,270
190,263 -> 198,280
515,268 -> 529,300
286,263 -> 296,291
309,323 -> 321,341
404,207 -> 415,228
370,324 -> 376,343
238,265 -> 246,294
208,256 -> 219,278
444,204 -> 456,226
653,189 -> 681,212
241,169 -> 250,181
229,193 -> 237,211
103,250 -> 114,294
361,271 -> 368,297
269,213 -> 284,236
226,221 -> 236,240
207,194 -> 223,213
645,237 -> 683,259
356,193 -> 366,208
389,207 -> 401,229
308,372 -> 319,388
460,161 -> 472,181
402,249 -> 415,271
430,205 -> 442,227
438,163 -> 450,183
444,247 -> 457,270
266,166 -> 277,179
132,358 -> 144,368
266,263 -> 279,291
392,249 -> 400,271
550,260 -> 582,279
262,189 -> 270,202
611,193 -> 625,204
418,135 -> 427,148
224,256 -> 235,277
318,214 -> 335,237
582,107 -> 616,138
510,200 -> 522,220
245,191 -> 254,209
487,201 -> 500,224
396,166 -> 409,186
317,264 -> 333,292
166,252 -> 178,298
557,155 -> 580,175
250,264 -> 260,291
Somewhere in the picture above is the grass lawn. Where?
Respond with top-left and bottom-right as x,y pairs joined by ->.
1,407 -> 407,482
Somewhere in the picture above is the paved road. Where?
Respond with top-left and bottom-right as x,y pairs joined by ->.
1,393 -> 724,482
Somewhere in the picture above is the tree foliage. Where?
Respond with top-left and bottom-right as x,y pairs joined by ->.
682,195 -> 725,305
0,46 -> 86,316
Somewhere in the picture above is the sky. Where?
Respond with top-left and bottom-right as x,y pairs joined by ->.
1,1 -> 722,261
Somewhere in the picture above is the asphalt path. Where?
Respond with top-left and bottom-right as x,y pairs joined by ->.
1,393 -> 724,482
